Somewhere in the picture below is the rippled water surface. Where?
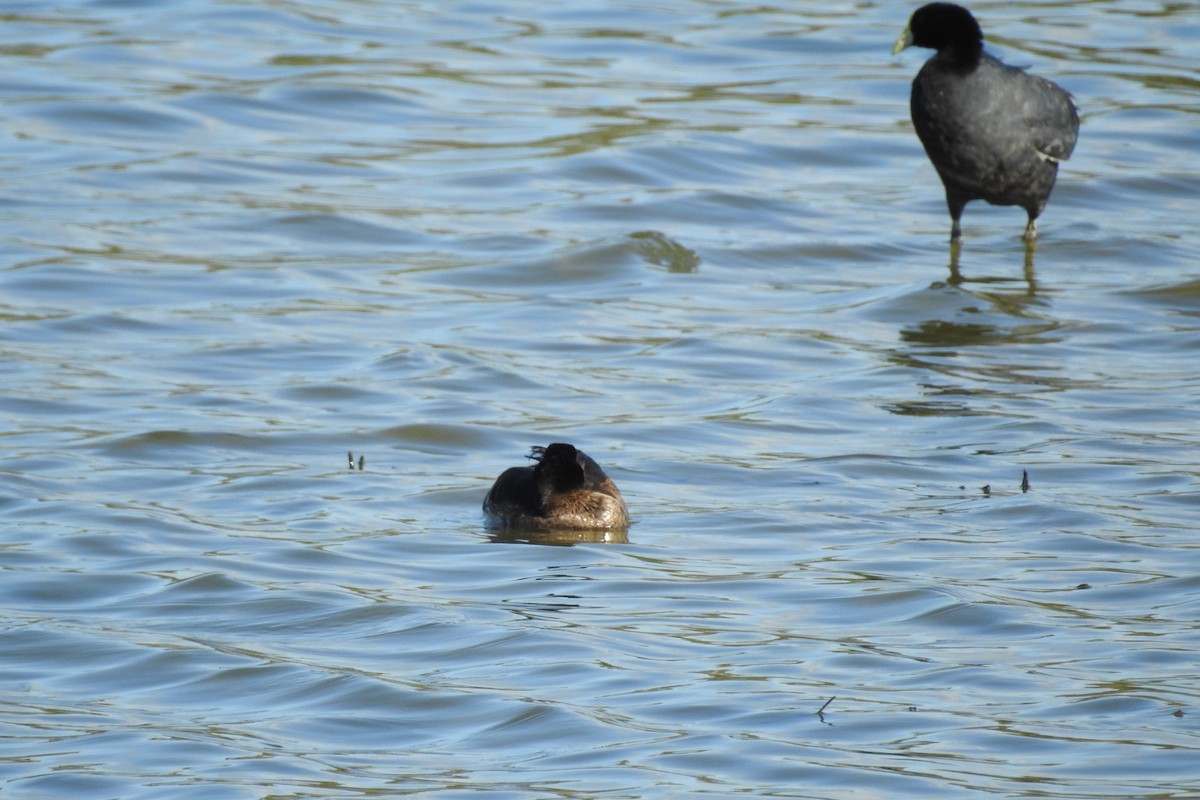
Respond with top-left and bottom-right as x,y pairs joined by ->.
2,0 -> 1199,797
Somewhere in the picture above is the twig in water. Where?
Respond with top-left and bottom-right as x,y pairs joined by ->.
1020,469 -> 1030,492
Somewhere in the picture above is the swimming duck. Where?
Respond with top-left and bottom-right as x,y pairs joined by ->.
483,443 -> 629,530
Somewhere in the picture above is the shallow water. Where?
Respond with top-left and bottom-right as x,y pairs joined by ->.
2,0 -> 1198,797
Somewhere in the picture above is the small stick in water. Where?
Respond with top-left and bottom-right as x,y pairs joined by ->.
1020,469 -> 1030,492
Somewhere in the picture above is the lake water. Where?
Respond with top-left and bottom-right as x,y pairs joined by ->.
2,0 -> 1198,797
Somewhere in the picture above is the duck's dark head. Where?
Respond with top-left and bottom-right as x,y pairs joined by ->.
531,443 -> 595,499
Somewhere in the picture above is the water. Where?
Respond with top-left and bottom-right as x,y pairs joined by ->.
2,0 -> 1198,797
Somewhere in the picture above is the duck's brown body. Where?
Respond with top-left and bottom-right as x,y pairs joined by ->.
483,443 -> 628,530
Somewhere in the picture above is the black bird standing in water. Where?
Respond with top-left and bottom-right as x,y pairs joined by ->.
893,3 -> 1079,244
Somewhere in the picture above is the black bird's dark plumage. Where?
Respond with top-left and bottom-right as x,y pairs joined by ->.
893,3 -> 1079,242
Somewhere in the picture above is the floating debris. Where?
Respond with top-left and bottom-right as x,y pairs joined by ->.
348,451 -> 365,471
